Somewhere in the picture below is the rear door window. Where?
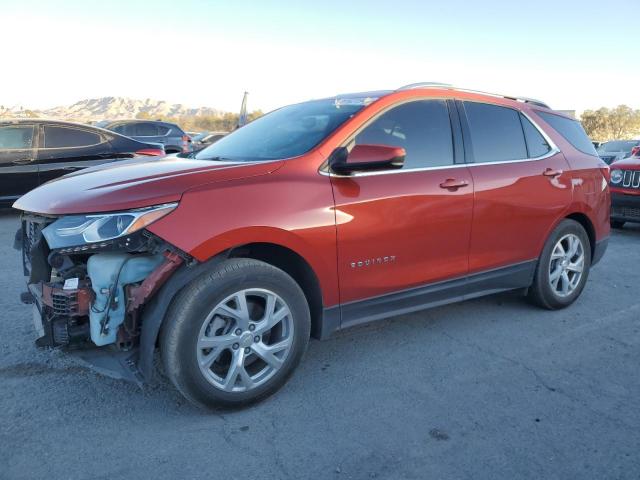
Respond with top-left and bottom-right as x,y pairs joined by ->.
463,102 -> 527,163
537,112 -> 598,156
134,123 -> 160,136
354,100 -> 454,169
0,125 -> 35,150
44,126 -> 102,148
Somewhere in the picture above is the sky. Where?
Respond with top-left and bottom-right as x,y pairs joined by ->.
1,0 -> 639,115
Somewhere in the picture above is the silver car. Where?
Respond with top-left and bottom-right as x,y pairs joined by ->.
597,140 -> 640,164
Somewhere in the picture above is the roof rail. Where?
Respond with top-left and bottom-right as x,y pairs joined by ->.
396,82 -> 453,90
395,83 -> 550,109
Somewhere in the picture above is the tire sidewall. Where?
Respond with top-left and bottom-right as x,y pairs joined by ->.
162,260 -> 311,409
536,220 -> 592,308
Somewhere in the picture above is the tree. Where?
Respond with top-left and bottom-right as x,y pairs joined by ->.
581,105 -> 640,142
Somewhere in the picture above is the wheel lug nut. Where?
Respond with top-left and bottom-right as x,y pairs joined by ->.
244,347 -> 250,354
232,343 -> 239,350
254,336 -> 260,343
235,329 -> 242,335
249,324 -> 255,331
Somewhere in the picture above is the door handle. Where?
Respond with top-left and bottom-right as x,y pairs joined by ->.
543,168 -> 563,178
439,178 -> 469,190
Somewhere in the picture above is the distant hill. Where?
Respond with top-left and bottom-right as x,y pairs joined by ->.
0,97 -> 223,122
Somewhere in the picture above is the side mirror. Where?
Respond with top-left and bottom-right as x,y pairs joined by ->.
329,144 -> 405,175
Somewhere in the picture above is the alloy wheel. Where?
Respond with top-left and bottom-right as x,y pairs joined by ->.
548,233 -> 585,297
196,289 -> 294,392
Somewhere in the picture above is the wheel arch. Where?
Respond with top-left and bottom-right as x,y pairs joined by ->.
565,212 -> 596,260
138,240 -> 332,381
227,242 -> 324,341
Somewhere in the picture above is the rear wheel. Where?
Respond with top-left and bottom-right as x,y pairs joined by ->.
611,220 -> 625,229
528,219 -> 591,310
160,258 -> 310,409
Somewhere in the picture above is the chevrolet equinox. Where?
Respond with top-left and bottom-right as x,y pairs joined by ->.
14,84 -> 610,408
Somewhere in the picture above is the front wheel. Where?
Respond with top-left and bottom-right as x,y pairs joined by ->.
528,219 -> 591,310
160,258 -> 311,409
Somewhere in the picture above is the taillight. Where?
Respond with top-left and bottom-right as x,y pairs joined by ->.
135,148 -> 165,157
181,135 -> 191,153
631,146 -> 640,157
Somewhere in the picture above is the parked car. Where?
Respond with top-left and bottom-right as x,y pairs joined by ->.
14,84 -> 610,409
609,154 -> 640,228
596,140 -> 640,164
99,120 -> 191,154
191,131 -> 228,152
0,119 -> 164,208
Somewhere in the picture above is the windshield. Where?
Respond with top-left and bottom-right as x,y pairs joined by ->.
194,98 -> 371,161
599,141 -> 639,153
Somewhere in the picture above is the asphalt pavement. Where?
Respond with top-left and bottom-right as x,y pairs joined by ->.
1,209 -> 639,480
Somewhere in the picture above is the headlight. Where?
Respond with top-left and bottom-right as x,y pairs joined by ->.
42,203 -> 177,249
610,170 -> 623,184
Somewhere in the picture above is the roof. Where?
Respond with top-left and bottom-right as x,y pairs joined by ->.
394,82 -> 551,109
0,118 -> 95,127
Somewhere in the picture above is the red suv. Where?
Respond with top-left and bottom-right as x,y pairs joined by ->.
609,153 -> 640,227
14,84 -> 610,408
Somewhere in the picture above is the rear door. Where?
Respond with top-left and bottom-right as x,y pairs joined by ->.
458,101 -> 572,274
331,99 -> 474,324
36,124 -> 115,185
0,123 -> 38,203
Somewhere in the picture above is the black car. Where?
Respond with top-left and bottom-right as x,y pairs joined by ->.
97,120 -> 190,154
0,119 -> 164,208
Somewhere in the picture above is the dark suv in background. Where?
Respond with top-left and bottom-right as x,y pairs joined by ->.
98,120 -> 191,154
0,119 -> 164,207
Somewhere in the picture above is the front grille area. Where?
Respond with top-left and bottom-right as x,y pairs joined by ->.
612,205 -> 640,219
621,170 -> 640,189
21,215 -> 55,279
24,219 -> 42,255
612,170 -> 640,191
52,291 -> 75,315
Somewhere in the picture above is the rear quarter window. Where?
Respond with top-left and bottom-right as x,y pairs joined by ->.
44,126 -> 102,148
133,123 -> 160,136
536,112 -> 597,157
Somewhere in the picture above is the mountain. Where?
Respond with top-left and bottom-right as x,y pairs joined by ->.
0,97 -> 223,121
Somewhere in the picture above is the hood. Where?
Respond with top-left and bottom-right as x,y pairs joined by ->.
14,156 -> 283,215
610,157 -> 640,170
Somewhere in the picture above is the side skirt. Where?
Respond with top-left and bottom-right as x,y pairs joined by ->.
319,260 -> 537,339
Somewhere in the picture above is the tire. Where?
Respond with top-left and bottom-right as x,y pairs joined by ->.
160,258 -> 311,409
611,220 -> 625,229
528,219 -> 591,310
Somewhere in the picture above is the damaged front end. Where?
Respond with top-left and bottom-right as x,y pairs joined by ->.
17,204 -> 187,383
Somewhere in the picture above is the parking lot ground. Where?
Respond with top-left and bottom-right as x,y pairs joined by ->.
0,208 -> 639,480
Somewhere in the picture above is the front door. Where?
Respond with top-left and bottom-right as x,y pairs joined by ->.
330,99 -> 474,326
0,123 -> 38,205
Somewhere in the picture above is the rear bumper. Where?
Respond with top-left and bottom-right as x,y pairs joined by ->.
611,192 -> 640,223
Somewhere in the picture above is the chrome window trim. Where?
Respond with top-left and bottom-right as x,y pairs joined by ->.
319,99 -> 560,178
